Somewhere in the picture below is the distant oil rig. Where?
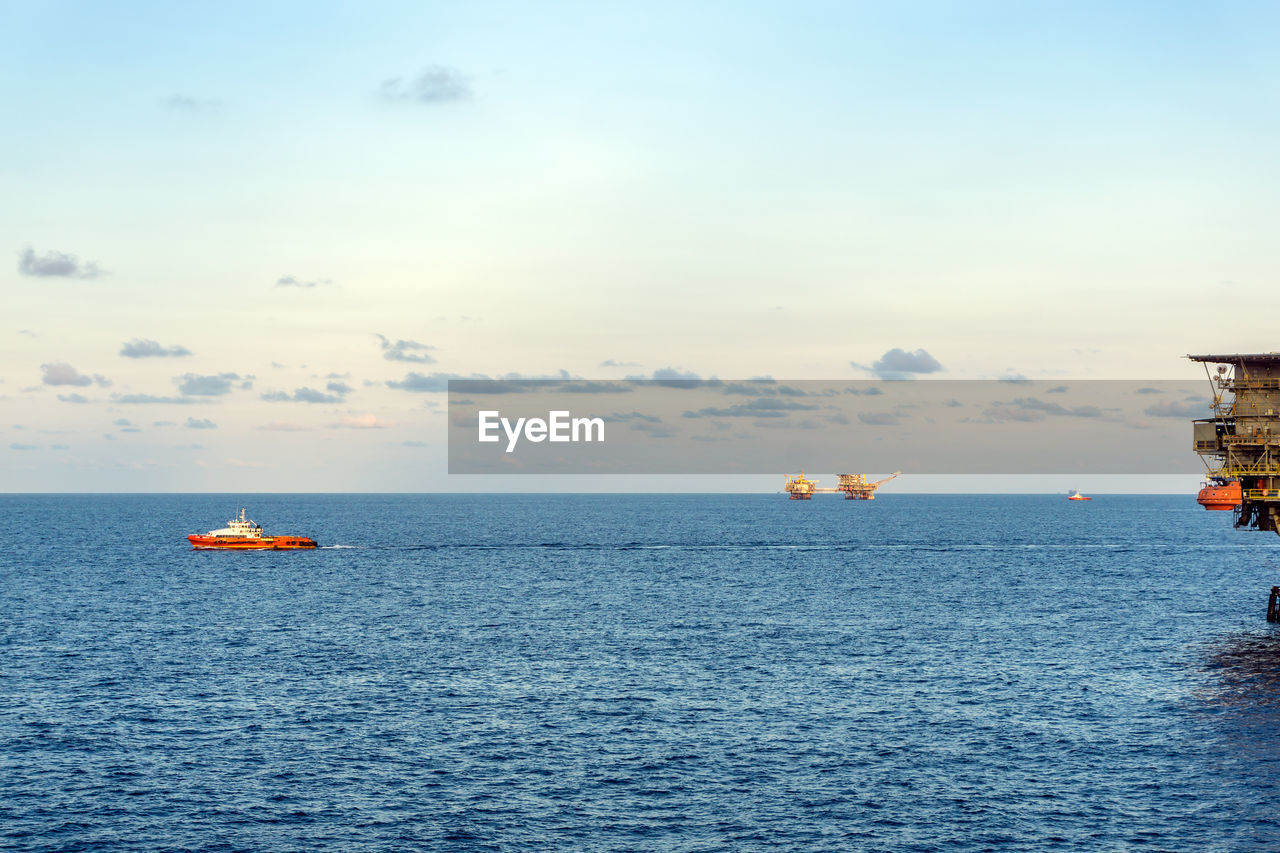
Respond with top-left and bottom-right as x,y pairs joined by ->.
783,471 -> 900,500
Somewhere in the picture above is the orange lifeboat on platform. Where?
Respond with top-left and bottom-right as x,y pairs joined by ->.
1197,478 -> 1242,511
188,508 -> 317,549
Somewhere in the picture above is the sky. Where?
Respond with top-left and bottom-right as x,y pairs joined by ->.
3,1 -> 1278,491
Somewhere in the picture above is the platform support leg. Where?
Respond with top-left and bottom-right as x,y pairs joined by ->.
1268,587 -> 1280,623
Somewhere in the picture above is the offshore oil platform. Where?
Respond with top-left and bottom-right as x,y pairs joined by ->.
783,471 -> 900,500
1188,353 -> 1280,621
1189,353 -> 1280,531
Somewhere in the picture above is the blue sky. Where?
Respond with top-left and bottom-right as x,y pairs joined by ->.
3,1 -> 1277,490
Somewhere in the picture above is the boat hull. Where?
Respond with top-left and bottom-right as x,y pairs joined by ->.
188,534 -> 317,550
1198,481 -> 1242,511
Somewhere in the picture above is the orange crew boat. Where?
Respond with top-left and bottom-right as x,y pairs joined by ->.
1197,477 -> 1242,511
1067,489 -> 1092,501
188,508 -> 317,550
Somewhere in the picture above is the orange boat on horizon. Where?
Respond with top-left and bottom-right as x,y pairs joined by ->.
188,508 -> 317,550
1067,490 -> 1092,501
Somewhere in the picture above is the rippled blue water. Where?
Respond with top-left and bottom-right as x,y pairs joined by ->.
3,494 -> 1280,850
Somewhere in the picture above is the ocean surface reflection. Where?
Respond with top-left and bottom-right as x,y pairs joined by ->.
1200,629 -> 1280,710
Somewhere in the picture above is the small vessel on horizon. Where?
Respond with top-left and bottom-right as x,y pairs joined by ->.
188,508 -> 316,550
1067,489 -> 1092,501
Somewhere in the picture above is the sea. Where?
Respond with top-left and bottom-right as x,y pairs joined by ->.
3,494 -> 1280,851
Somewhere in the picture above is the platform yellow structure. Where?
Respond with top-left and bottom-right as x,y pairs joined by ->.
1189,352 -> 1280,535
783,471 -> 900,500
